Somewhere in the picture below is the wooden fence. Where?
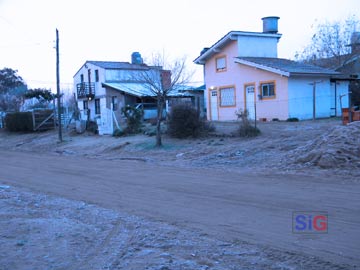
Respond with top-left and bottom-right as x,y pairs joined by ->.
0,107 -> 74,131
31,110 -> 55,131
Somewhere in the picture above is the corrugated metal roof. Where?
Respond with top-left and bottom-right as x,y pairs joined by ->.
103,83 -> 199,98
167,92 -> 195,97
102,82 -> 154,97
236,57 -> 339,76
87,61 -> 149,70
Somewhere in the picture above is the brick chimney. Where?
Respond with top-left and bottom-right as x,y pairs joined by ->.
350,32 -> 360,55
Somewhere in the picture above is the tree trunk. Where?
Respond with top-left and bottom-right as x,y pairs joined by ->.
155,98 -> 163,147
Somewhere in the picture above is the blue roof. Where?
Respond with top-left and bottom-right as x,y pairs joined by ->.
236,57 -> 339,76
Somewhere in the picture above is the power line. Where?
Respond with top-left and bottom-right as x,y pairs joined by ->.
0,15 -> 53,49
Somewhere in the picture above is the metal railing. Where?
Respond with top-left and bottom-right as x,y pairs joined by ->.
77,82 -> 95,99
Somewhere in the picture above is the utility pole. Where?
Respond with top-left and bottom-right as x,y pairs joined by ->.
254,100 -> 257,129
309,81 -> 322,121
56,29 -> 63,142
348,89 -> 353,123
312,83 -> 316,121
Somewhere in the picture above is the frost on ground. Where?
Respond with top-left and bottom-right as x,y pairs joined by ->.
0,119 -> 359,180
290,121 -> 360,169
0,186 -> 350,270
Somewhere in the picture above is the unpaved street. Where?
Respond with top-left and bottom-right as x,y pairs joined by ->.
0,150 -> 359,269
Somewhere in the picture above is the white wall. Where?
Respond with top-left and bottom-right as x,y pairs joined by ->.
73,62 -> 106,97
237,35 -> 278,58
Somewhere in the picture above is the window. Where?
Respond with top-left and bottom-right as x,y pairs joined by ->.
83,100 -> 88,110
111,96 -> 118,111
260,82 -> 276,98
95,99 -> 101,114
80,74 -> 84,83
95,70 -> 99,82
220,87 -> 235,107
216,56 -> 226,72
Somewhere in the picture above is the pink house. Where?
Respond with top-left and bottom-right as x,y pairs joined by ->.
194,17 -> 349,121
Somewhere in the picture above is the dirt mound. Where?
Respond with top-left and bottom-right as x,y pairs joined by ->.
293,121 -> 360,169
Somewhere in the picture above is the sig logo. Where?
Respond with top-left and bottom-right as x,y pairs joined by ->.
292,211 -> 328,234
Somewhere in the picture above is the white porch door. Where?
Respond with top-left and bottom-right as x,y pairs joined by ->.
97,98 -> 114,135
245,85 -> 255,120
210,90 -> 219,120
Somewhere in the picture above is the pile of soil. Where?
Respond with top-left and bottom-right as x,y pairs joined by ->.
293,121 -> 360,169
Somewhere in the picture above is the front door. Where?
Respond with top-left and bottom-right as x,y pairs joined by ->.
97,99 -> 114,135
245,85 -> 255,120
210,90 -> 218,120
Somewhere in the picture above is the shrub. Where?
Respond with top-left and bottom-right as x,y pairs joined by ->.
147,117 -> 157,126
143,124 -> 157,136
167,104 -> 214,138
4,112 -> 33,132
122,105 -> 143,134
235,109 -> 260,138
286,117 -> 299,122
113,128 -> 125,137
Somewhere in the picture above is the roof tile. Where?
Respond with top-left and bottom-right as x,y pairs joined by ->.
237,57 -> 339,75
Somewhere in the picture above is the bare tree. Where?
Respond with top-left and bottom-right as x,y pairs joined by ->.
295,15 -> 359,68
137,53 -> 194,147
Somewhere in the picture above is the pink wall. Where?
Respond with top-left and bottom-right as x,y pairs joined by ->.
204,41 -> 289,121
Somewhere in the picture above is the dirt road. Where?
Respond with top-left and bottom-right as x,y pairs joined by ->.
0,150 -> 359,268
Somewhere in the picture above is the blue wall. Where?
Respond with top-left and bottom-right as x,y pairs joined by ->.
288,77 -> 349,120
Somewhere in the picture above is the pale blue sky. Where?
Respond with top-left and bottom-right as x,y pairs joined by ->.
0,0 -> 359,91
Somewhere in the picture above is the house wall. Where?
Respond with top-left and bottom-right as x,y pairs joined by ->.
287,77 -> 348,120
237,35 -> 278,57
74,63 -> 107,123
77,99 -> 97,120
204,41 -> 239,121
73,62 -> 106,97
104,88 -> 126,123
204,40 -> 289,121
193,92 -> 205,117
74,63 -> 147,129
331,81 -> 349,116
240,66 -> 289,120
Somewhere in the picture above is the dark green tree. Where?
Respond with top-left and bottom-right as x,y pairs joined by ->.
24,88 -> 57,101
0,68 -> 27,112
0,68 -> 25,94
23,88 -> 59,110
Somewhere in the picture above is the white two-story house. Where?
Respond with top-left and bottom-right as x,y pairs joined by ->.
73,52 -> 167,134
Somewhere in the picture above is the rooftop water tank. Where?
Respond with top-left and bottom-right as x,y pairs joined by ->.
131,52 -> 143,65
262,16 -> 280,34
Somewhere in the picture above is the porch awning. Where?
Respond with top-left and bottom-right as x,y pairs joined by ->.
102,82 -> 197,98
102,82 -> 154,97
